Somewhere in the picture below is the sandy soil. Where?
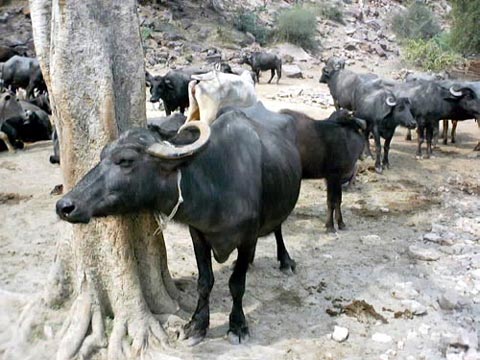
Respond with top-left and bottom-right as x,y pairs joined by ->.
1,73 -> 480,360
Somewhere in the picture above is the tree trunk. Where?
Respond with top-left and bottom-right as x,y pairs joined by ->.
24,1 -> 182,358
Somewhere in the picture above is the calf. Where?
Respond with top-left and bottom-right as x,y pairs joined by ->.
56,111 -> 302,345
240,52 -> 282,84
186,70 -> 257,125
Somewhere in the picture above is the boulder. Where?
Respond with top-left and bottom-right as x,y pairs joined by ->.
283,64 -> 303,79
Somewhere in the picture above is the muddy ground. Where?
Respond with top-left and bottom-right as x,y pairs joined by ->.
0,75 -> 480,360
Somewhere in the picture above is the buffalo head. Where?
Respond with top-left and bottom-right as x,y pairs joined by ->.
446,86 -> 480,118
145,72 -> 172,103
56,121 -> 210,224
388,96 -> 416,129
320,57 -> 345,83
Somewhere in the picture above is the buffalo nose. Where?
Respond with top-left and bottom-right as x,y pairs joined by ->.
56,198 -> 76,218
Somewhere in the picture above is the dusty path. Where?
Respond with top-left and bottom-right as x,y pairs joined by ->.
1,80 -> 480,359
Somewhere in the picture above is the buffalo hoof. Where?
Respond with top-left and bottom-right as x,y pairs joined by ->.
451,139 -> 456,144
279,258 -> 296,274
406,134 -> 412,141
415,155 -> 423,160
179,321 -> 206,346
227,326 -> 249,345
338,222 -> 346,230
375,166 -> 383,174
325,225 -> 336,233
443,139 -> 448,145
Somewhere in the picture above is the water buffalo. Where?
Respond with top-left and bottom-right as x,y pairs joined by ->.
0,91 -> 27,151
1,56 -> 47,98
393,80 -> 480,158
217,102 -> 365,232
353,82 -> 416,173
319,57 -> 379,111
27,93 -> 51,115
146,68 -> 208,116
0,45 -> 27,63
56,111 -> 302,345
240,52 -> 282,84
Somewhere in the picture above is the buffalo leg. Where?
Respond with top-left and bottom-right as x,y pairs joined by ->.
405,129 -> 412,141
182,227 -> 214,345
255,71 -> 260,83
0,131 -> 15,153
180,106 -> 186,115
363,129 -> 373,159
227,243 -> 254,344
451,120 -> 458,143
164,103 -> 172,116
373,126 -> 382,174
382,135 -> 393,169
274,227 -> 296,273
326,177 -> 343,232
416,125 -> 424,158
425,123 -> 434,158
268,69 -> 275,84
432,121 -> 439,148
442,119 -> 449,145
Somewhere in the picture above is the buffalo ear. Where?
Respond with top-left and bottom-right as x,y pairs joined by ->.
146,71 -> 154,87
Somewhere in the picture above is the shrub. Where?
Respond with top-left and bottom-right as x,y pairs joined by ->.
276,6 -> 318,50
403,38 -> 463,72
316,2 -> 344,24
450,0 -> 480,55
233,7 -> 270,45
140,26 -> 153,42
391,2 -> 441,40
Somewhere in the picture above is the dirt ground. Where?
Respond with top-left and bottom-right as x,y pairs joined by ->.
1,74 -> 480,360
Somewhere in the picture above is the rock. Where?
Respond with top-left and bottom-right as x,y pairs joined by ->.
401,300 -> 427,316
408,245 -> 441,261
373,44 -> 386,57
345,27 -> 356,35
283,65 -> 303,79
344,42 -> 357,51
438,291 -> 461,310
163,32 -> 186,42
392,282 -> 419,300
423,232 -> 441,242
332,326 -> 349,342
372,333 -> 392,343
283,54 -> 294,64
273,43 -> 312,62
0,13 -> 9,23
360,234 -> 381,245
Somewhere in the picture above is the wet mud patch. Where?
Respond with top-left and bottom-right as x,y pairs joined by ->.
326,299 -> 388,324
0,192 -> 32,205
386,193 -> 441,215
0,161 -> 18,171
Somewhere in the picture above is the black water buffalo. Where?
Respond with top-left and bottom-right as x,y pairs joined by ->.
0,45 -> 27,63
0,92 -> 52,151
240,52 -> 282,84
320,57 -> 381,109
1,56 -> 47,98
0,91 -> 27,151
56,111 -> 302,345
214,61 -> 234,73
281,109 -> 365,231
146,68 -> 208,116
353,82 -> 416,173
393,80 -> 480,158
218,102 -> 365,232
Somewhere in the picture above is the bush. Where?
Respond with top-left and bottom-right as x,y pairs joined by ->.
391,2 -> 441,40
403,37 -> 463,72
316,2 -> 344,24
233,7 -> 270,45
276,6 -> 318,50
140,26 -> 153,42
450,0 -> 480,55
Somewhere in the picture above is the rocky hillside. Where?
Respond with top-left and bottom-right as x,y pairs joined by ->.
0,0 -> 455,77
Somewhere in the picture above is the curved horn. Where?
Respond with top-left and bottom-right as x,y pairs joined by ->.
450,87 -> 463,97
386,96 -> 397,107
147,121 -> 211,159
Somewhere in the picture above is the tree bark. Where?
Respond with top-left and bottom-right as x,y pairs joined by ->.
24,1 -> 182,358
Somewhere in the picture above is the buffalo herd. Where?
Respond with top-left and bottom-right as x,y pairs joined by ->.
2,46 -> 480,345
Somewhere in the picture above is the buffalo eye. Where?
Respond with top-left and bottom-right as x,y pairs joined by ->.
112,149 -> 139,168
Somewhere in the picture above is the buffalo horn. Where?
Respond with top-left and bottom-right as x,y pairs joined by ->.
386,96 -> 397,107
147,121 -> 211,159
449,87 -> 463,97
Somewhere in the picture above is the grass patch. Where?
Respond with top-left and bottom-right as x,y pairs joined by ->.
391,2 -> 441,40
275,6 -> 318,50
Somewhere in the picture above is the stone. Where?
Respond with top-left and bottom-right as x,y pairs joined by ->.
283,65 -> 303,79
408,245 -> 441,261
438,291 -> 461,310
423,232 -> 441,242
344,42 -> 357,51
345,27 -> 356,35
360,234 -> 381,245
401,300 -> 427,316
332,326 -> 349,342
373,44 -> 386,57
392,282 -> 419,300
372,333 -> 392,343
